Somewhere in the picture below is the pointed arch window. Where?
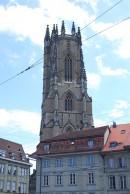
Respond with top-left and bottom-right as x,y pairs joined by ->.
65,94 -> 72,111
65,56 -> 72,81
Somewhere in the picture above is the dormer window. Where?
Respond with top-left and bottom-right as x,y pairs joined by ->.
44,144 -> 50,152
0,149 -> 6,157
88,140 -> 94,147
121,130 -> 126,134
110,141 -> 118,148
9,152 -> 14,159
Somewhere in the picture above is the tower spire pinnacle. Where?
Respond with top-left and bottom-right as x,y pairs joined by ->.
77,27 -> 82,45
61,20 -> 65,36
71,21 -> 75,36
44,25 -> 50,48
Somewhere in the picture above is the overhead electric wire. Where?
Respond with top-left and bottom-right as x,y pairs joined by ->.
1,16 -> 129,87
82,17 -> 130,42
0,0 -> 127,86
0,58 -> 43,86
81,0 -> 124,31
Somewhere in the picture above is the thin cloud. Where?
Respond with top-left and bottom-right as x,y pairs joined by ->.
106,100 -> 129,118
96,55 -> 130,76
0,108 -> 41,134
91,20 -> 130,59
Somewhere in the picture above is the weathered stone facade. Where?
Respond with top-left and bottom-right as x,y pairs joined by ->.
40,21 -> 93,141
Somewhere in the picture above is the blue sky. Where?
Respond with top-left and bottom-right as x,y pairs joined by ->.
0,0 -> 130,169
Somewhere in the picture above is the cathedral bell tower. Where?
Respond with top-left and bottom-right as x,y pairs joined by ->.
40,21 -> 94,141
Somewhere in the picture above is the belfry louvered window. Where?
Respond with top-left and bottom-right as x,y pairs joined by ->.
65,56 -> 72,81
65,94 -> 72,111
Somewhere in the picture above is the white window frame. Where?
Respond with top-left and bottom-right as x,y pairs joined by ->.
108,158 -> 115,168
119,157 -> 126,168
0,163 -> 5,174
56,159 -> 63,167
68,157 -> 77,166
0,179 -> 4,191
43,159 -> 50,167
88,172 -> 94,184
120,175 -> 127,189
13,166 -> 17,176
69,173 -> 76,185
12,181 -> 16,192
87,156 -> 94,166
43,175 -> 49,186
56,173 -> 62,186
109,176 -> 116,189
8,165 -> 12,175
7,181 -> 11,191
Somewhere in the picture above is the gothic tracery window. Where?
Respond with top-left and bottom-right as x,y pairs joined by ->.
65,56 -> 72,81
65,94 -> 72,111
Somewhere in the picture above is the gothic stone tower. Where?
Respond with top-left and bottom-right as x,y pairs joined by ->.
40,21 -> 93,141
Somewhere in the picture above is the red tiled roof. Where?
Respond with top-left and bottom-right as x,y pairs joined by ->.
0,138 -> 25,161
33,126 -> 109,156
42,125 -> 109,142
102,123 -> 130,153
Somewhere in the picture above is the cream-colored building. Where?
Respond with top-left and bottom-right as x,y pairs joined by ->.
0,138 -> 32,194
33,126 -> 109,194
102,123 -> 130,194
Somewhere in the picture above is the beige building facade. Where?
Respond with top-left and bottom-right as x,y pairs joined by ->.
102,123 -> 130,194
0,138 -> 32,194
34,126 -> 109,194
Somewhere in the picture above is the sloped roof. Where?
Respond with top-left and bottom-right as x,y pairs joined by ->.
102,123 -> 130,153
0,138 -> 26,161
33,126 -> 109,156
42,125 -> 109,142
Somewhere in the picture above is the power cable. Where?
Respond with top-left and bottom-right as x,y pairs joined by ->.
0,58 -> 43,86
0,16 -> 129,87
81,0 -> 124,31
82,17 -> 130,42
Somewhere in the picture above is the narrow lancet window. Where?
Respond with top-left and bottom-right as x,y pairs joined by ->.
65,56 -> 72,81
65,94 -> 72,111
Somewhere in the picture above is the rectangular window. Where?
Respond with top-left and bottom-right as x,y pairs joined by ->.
88,172 -> 94,184
108,158 -> 115,168
68,157 -> 76,166
87,156 -> 94,166
65,57 -> 72,82
109,176 -> 116,189
0,163 -> 5,174
119,157 -> 126,168
0,180 -> 4,191
69,173 -> 76,185
8,165 -> 12,175
56,159 -> 63,167
0,149 -> 6,157
13,166 -> 17,176
120,176 -> 126,189
19,183 -> 26,193
43,159 -> 50,167
19,168 -> 27,177
56,174 -> 62,186
7,181 -> 11,191
12,181 -> 16,192
87,140 -> 94,147
43,175 -> 49,186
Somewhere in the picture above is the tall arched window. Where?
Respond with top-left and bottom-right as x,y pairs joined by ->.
65,94 -> 72,111
65,56 -> 72,81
